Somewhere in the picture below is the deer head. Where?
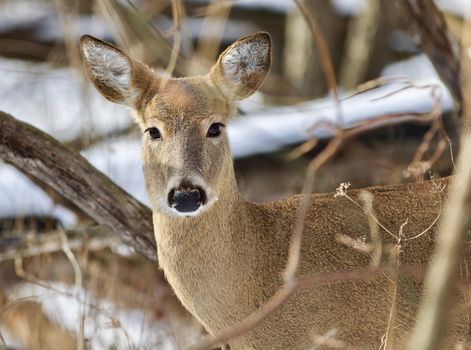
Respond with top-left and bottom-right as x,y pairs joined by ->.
80,33 -> 271,217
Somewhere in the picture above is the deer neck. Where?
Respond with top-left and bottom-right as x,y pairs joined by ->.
152,159 -> 263,328
152,159 -> 254,265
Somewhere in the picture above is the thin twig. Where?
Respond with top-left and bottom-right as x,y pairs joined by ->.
191,0 -> 232,75
288,84 -> 443,161
335,183 -> 399,241
292,0 -> 338,99
160,0 -> 183,89
0,330 -> 7,348
187,279 -> 299,350
293,0 -> 343,125
11,257 -> 136,350
359,191 -> 382,266
339,0 -> 380,90
405,86 -> 448,178
59,227 -> 84,350
404,195 -> 442,242
0,226 -> 118,262
187,260 -> 432,350
381,244 -> 401,350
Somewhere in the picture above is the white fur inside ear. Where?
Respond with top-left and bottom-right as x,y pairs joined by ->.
82,42 -> 133,101
221,39 -> 269,84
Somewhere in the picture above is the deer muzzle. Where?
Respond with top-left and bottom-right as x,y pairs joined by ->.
168,184 -> 207,214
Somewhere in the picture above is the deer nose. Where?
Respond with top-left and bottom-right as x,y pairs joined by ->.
168,185 -> 206,213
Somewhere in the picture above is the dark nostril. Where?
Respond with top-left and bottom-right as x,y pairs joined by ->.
168,185 -> 206,213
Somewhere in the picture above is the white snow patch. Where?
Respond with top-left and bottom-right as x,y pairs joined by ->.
82,135 -> 148,205
0,164 -> 76,227
7,281 -> 178,350
434,0 -> 470,18
0,326 -> 23,349
0,2 -> 111,42
330,0 -> 470,18
330,0 -> 367,16
230,84 -> 451,157
0,58 -> 131,141
381,54 -> 451,86
186,0 -> 294,13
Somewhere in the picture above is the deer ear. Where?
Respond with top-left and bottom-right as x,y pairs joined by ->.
80,35 -> 154,107
210,32 -> 271,100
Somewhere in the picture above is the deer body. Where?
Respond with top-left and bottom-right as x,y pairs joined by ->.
80,33 -> 470,349
156,176 -> 466,349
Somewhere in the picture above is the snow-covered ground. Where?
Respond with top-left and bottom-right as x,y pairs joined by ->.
1,282 -> 182,350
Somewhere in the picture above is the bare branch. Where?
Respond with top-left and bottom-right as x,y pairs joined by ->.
0,111 -> 157,261
398,0 -> 462,107
339,0 -> 380,90
0,226 -> 117,262
96,0 -> 197,76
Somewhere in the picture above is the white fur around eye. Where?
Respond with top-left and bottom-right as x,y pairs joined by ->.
82,42 -> 133,101
221,39 -> 269,84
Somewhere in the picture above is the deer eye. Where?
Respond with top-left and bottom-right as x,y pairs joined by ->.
146,127 -> 161,140
207,123 -> 224,138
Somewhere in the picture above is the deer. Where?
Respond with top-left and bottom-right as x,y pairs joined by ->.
79,32 -> 471,349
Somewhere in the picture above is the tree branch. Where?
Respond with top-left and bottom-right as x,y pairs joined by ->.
398,0 -> 462,108
0,111 -> 157,261
0,225 -> 117,262
407,8 -> 471,349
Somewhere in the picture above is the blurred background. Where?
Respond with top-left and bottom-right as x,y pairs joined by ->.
0,0 -> 467,349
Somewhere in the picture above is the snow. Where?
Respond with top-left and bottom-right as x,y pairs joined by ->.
230,84 -> 449,157
0,327 -> 22,349
155,16 -> 259,43
0,1 -> 267,48
0,163 -> 76,227
0,2 -> 113,42
434,0 -> 471,18
83,136 -> 148,205
330,0 -> 469,17
0,1 -> 52,33
330,0 -> 367,16
0,59 -> 131,141
5,282 -> 180,350
186,0 -> 295,13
